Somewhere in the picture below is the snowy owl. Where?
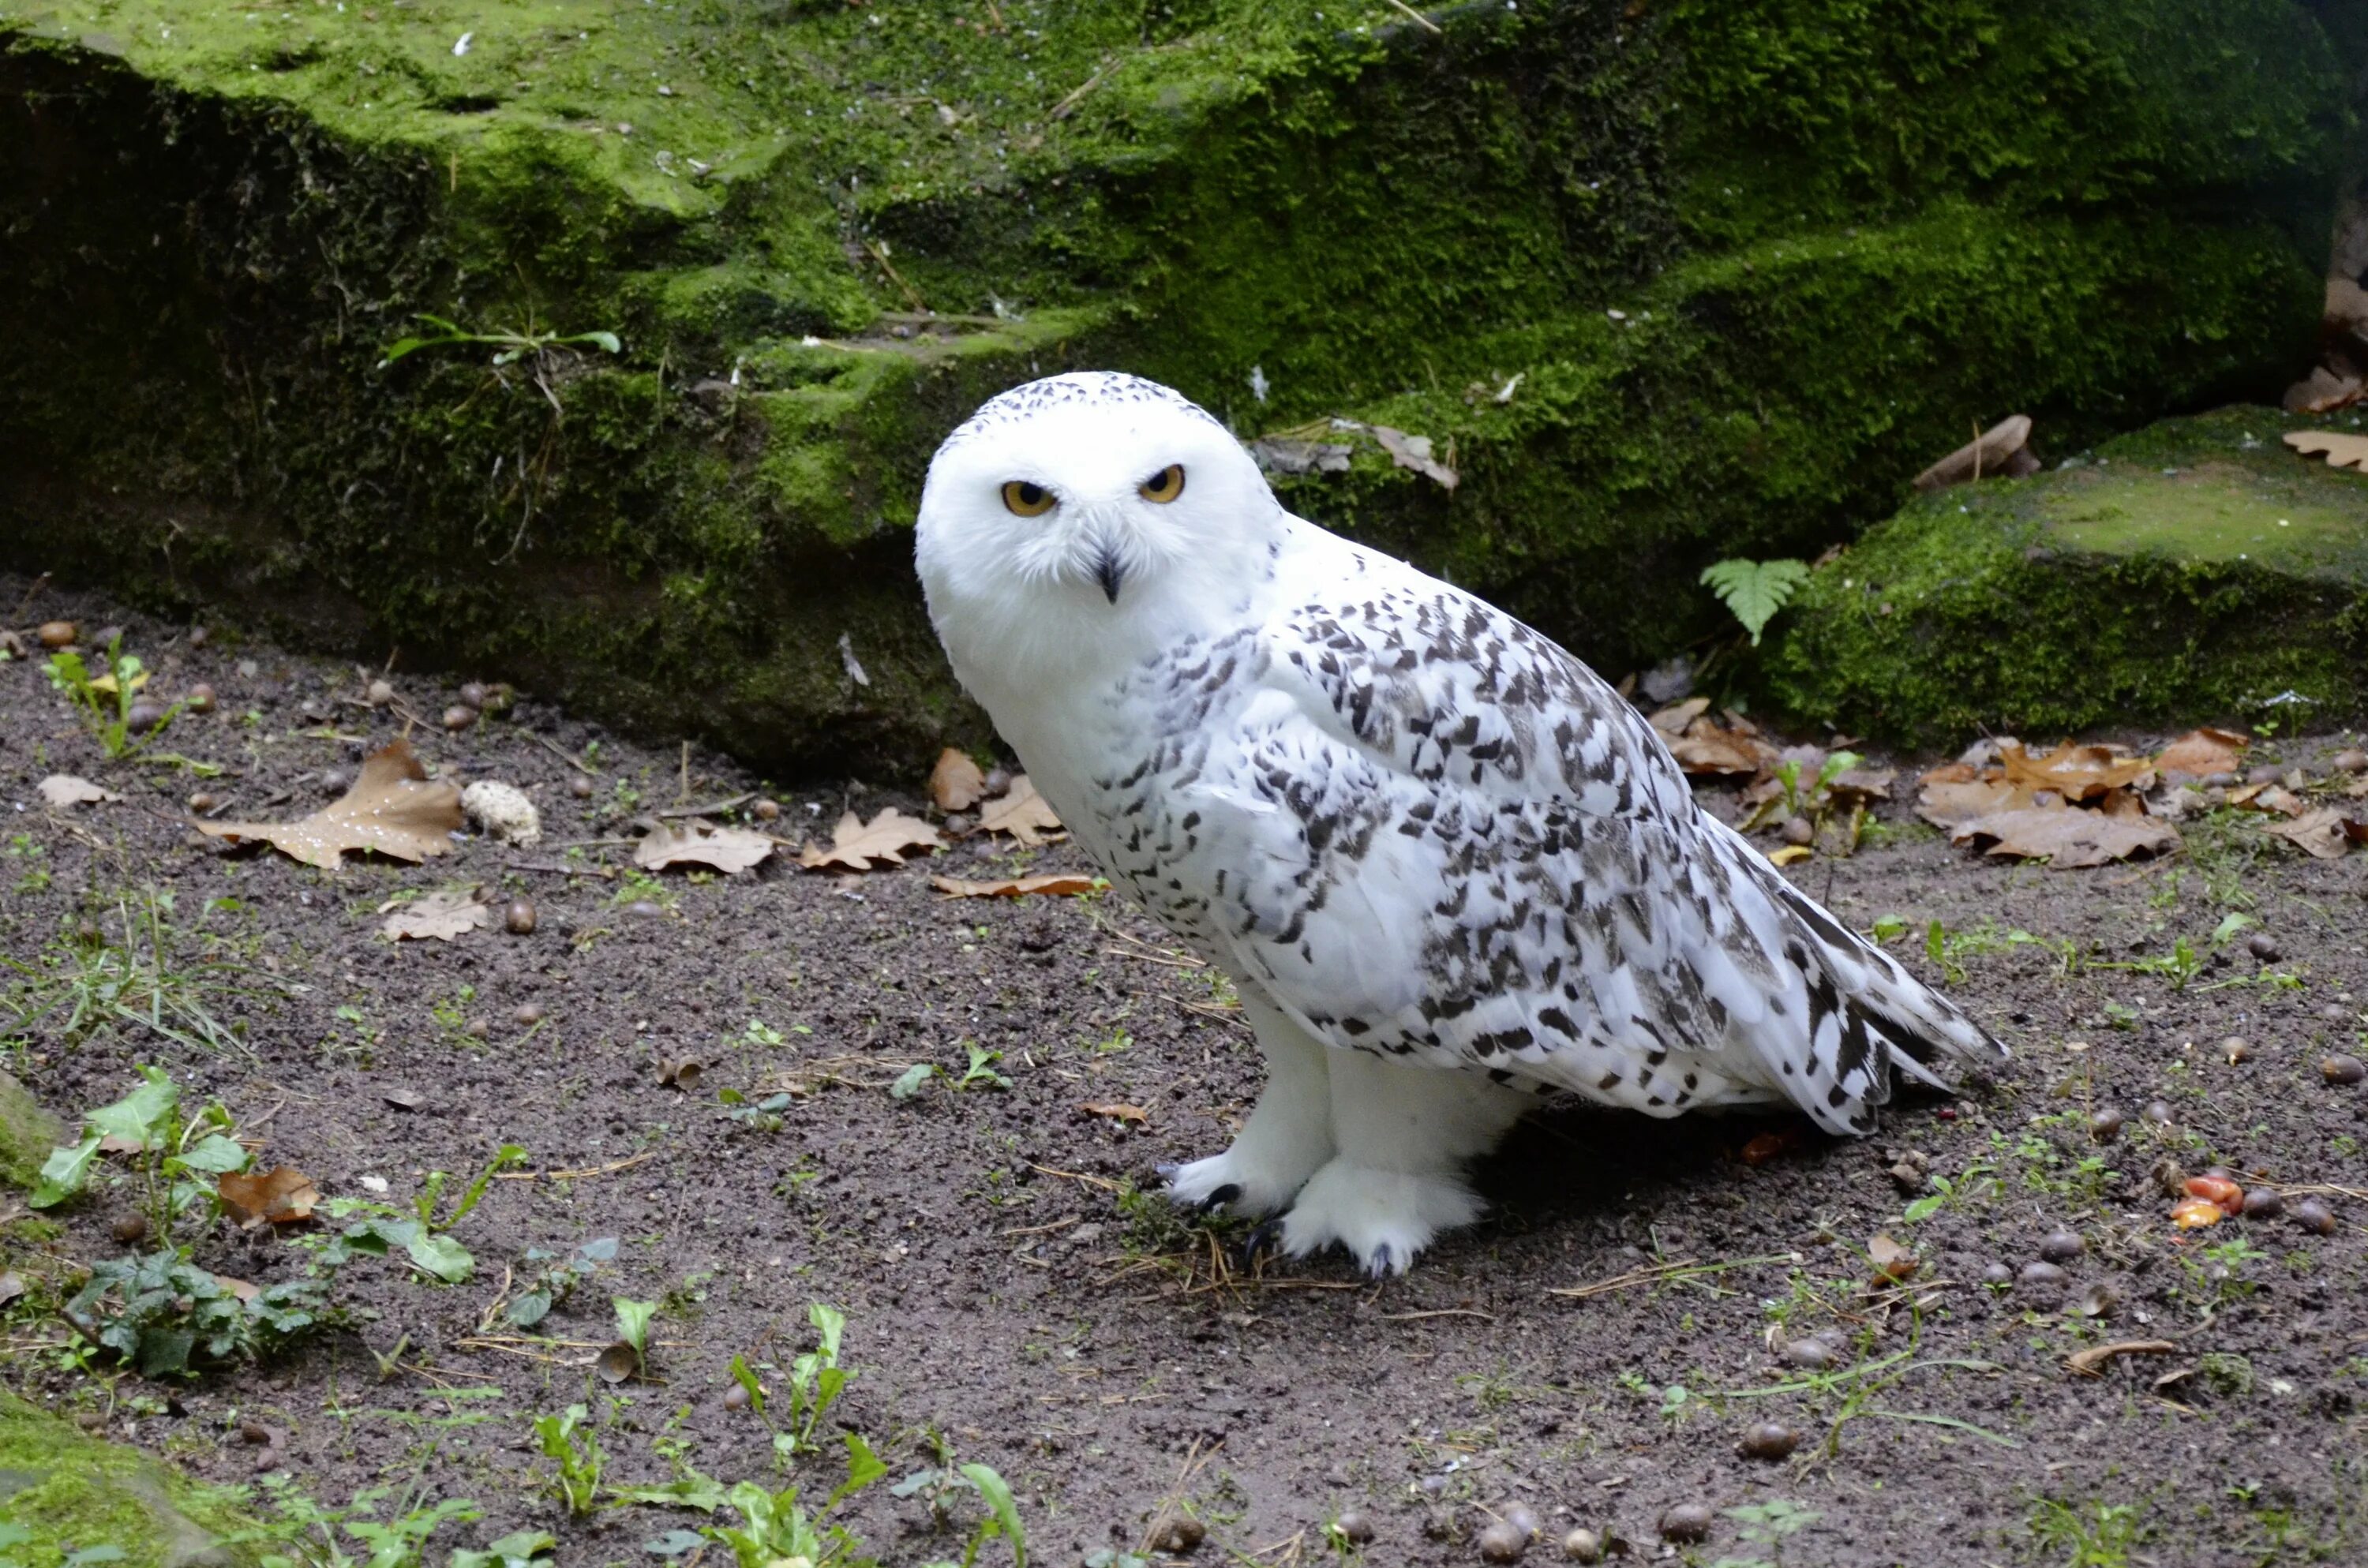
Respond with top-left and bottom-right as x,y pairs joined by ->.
915,372 -> 2002,1274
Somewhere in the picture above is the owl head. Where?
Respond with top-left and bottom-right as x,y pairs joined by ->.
915,373 -> 1284,691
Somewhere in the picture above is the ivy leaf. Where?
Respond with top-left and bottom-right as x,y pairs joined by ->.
1699,558 -> 1811,646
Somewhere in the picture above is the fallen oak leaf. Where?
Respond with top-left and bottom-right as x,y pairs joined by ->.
1914,777 -> 2033,828
2153,727 -> 2248,780
1369,425 -> 1459,490
195,738 -> 460,870
929,747 -> 987,812
636,819 -> 775,874
1647,697 -> 1711,736
2283,429 -> 2368,471
379,889 -> 493,942
1951,808 -> 2179,869
797,807 -> 944,871
216,1166 -> 320,1230
1079,1101 -> 1148,1125
1999,739 -> 2151,803
2260,807 -> 2362,860
977,776 -> 1064,847
38,774 -> 122,809
1868,1232 -> 1919,1282
930,874 -> 1099,898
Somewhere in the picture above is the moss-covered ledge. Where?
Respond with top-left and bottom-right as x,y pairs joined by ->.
1759,406 -> 2368,743
0,1392 -> 259,1567
0,2 -> 2352,773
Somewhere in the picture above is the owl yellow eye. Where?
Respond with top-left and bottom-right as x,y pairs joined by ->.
1138,464 -> 1186,503
1001,480 -> 1055,517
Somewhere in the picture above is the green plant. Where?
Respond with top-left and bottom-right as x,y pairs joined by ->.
44,635 -> 183,758
29,1066 -> 248,1238
318,1144 -> 526,1284
1701,557 -> 1810,645
1902,1158 -> 2001,1223
62,1248 -> 336,1377
239,1476 -> 485,1568
2027,1497 -> 2145,1567
894,1042 -> 1013,1099
694,1436 -> 889,1568
613,1296 -> 658,1368
378,314 -> 620,369
448,1530 -> 556,1568
505,1237 -> 617,1327
532,1404 -> 605,1517
731,1302 -> 852,1461
1714,1499 -> 1822,1568
889,1456 -> 1028,1568
5,891 -> 259,1054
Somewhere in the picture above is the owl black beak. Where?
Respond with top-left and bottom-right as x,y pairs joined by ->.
1092,547 -> 1124,604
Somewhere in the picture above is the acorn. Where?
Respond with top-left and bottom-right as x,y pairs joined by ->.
184,683 -> 216,715
442,704 -> 478,732
37,620 -> 77,649
504,896 -> 538,935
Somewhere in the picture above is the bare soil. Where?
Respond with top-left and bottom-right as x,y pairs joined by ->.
3,572 -> 2365,1568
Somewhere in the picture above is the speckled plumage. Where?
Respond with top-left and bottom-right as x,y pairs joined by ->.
916,372 -> 2002,1273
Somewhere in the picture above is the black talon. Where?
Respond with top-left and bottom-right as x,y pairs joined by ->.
1238,1218 -> 1284,1267
1364,1242 -> 1399,1279
1201,1181 -> 1242,1213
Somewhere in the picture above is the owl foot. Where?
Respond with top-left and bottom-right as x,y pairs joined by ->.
1277,1158 -> 1486,1276
1162,1142 -> 1320,1218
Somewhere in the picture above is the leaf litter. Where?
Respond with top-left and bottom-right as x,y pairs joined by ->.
38,774 -> 121,808
217,1166 -> 320,1229
977,775 -> 1065,846
380,889 -> 494,942
195,738 -> 461,869
931,874 -> 1099,898
797,808 -> 944,871
635,819 -> 775,874
929,747 -> 987,811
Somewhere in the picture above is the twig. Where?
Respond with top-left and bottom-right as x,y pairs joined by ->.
658,793 -> 753,820
9,573 -> 51,623
1380,1308 -> 1498,1323
1137,1437 -> 1220,1556
1029,1162 -> 1123,1193
1383,0 -> 1443,34
531,732 -> 597,776
677,741 -> 691,803
504,859 -> 617,878
861,238 -> 928,312
2065,1339 -> 2179,1378
496,1151 -> 659,1183
542,837 -> 639,850
1546,1250 -> 1796,1300
1047,62 -> 1113,121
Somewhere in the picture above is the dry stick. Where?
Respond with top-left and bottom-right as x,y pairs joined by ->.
9,572 -> 51,624
1047,62 -> 1112,121
530,732 -> 597,776
1028,1161 -> 1122,1192
1137,1437 -> 1220,1557
504,859 -> 617,878
1380,1308 -> 1498,1323
1384,0 -> 1444,33
657,793 -> 754,820
2065,1339 -> 2179,1378
861,238 -> 928,312
496,1150 -> 659,1183
678,741 -> 691,803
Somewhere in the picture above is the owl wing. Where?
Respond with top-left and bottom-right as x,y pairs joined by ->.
1140,560 -> 1998,1132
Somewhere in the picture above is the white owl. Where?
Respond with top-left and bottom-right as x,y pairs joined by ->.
916,372 -> 2001,1274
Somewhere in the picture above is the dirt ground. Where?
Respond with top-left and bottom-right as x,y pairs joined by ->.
3,571 -> 2365,1568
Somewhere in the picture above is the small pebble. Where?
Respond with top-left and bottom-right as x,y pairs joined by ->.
2143,1099 -> 2176,1126
512,1002 -> 546,1027
2246,933 -> 2280,963
624,900 -> 664,920
1478,1521 -> 1527,1563
753,797 -> 782,821
111,1214 -> 149,1246
569,774 -> 595,800
442,704 -> 478,732
1780,815 -> 1815,847
37,620 -> 77,648
2292,1199 -> 2336,1236
463,1017 -> 490,1040
504,897 -> 538,935
367,679 -> 395,706
2018,1261 -> 2067,1292
2321,1055 -> 2365,1087
1980,1262 -> 2013,1285
2038,1229 -> 2085,1262
320,769 -> 349,795
1332,1510 -> 1375,1545
459,681 -> 491,711
1740,1420 -> 1799,1460
1658,1503 -> 1714,1544
188,792 -> 219,814
125,698 -> 167,734
1561,1529 -> 1602,1564
2332,748 -> 2368,773
2244,762 -> 2284,785
722,1383 -> 751,1412
185,682 -> 215,715
186,626 -> 208,649
1502,1505 -> 1540,1540
2222,1036 -> 2252,1064
2088,1106 -> 2125,1142
237,1420 -> 271,1444
1146,1514 -> 1205,1553
1779,1337 -> 1836,1370
2240,1188 -> 2284,1220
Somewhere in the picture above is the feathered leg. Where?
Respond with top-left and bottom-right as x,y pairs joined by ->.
1280,1050 -> 1530,1275
1165,990 -> 1336,1217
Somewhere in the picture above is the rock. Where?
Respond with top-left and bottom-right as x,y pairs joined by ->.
2322,1055 -> 2366,1087
2038,1230 -> 2086,1262
0,11 -> 2344,773
2018,1261 -> 2068,1293
461,780 -> 542,848
1333,1510 -> 1376,1545
0,1072 -> 66,1191
1561,1528 -> 1603,1563
1740,1420 -> 1800,1459
1479,1521 -> 1527,1562
0,1390 -> 255,1564
1659,1503 -> 1714,1543
1768,410 -> 2368,745
1146,1513 -> 1205,1553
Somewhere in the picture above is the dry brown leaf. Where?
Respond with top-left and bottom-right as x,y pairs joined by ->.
1369,425 -> 1459,490
2261,808 -> 2362,859
797,807 -> 944,871
379,889 -> 492,942
2153,727 -> 2248,780
1826,767 -> 1895,805
1913,414 -> 2033,491
216,1166 -> 320,1230
1914,778 -> 2033,827
195,739 -> 460,870
931,874 -> 1099,898
929,748 -> 987,812
1080,1101 -> 1149,1125
1916,760 -> 1983,786
38,774 -> 121,808
1647,697 -> 1710,737
1999,739 -> 2151,803
637,820 -> 775,874
2284,429 -> 2368,471
1868,1232 -> 1920,1282
978,776 -> 1064,846
2064,1339 -> 2179,1378
2244,784 -> 2310,818
1664,715 -> 1776,777
211,1273 -> 261,1303
1951,808 -> 2180,868
2096,787 -> 2146,818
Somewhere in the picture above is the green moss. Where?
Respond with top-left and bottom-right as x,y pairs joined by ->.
1760,407 -> 2368,743
0,1073 -> 62,1192
0,2 -> 2354,767
0,1391 -> 256,1566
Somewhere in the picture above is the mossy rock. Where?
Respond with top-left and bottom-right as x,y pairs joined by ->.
0,2 -> 2353,773
1759,406 -> 2368,743
0,1074 -> 62,1192
0,1392 -> 255,1566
